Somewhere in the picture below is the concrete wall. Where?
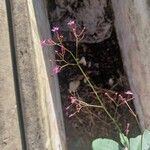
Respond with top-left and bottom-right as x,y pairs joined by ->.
0,0 -> 66,149
111,0 -> 150,130
0,1 -> 22,149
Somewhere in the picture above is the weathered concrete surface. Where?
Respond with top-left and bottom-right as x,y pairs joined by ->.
112,0 -> 150,130
0,1 -> 22,149
9,0 -> 66,149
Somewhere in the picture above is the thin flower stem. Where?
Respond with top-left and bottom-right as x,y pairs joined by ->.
78,35 -> 85,42
76,38 -> 79,58
56,51 -> 65,60
124,100 -> 141,131
55,59 -> 77,66
118,98 -> 134,106
78,27 -> 86,37
55,42 -> 124,136
60,63 -> 76,70
65,48 -> 123,133
53,40 -> 129,143
55,60 -> 64,62
77,63 -> 122,133
81,102 -> 103,108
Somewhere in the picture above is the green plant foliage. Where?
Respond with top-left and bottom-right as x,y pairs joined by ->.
92,139 -> 121,150
92,130 -> 150,150
141,129 -> 150,150
120,133 -> 129,148
129,135 -> 142,150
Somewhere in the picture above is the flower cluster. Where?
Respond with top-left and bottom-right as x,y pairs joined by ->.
52,65 -> 61,75
41,38 -> 56,47
66,96 -> 82,118
51,26 -> 59,32
104,90 -> 134,106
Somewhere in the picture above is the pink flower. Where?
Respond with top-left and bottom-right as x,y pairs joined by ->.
76,104 -> 82,113
67,20 -> 76,32
60,45 -> 65,54
124,147 -> 128,150
52,66 -> 61,75
67,20 -> 75,26
51,26 -> 59,32
41,40 -> 46,47
47,39 -> 56,46
41,39 -> 56,47
125,91 -> 133,95
69,96 -> 77,104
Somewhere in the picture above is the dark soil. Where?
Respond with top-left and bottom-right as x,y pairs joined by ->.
57,29 -> 140,150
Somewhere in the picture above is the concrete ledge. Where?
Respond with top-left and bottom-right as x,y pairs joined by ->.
9,0 -> 66,149
112,0 -> 150,130
0,1 -> 22,149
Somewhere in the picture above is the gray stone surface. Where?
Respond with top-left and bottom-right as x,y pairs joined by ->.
11,0 -> 66,149
1,0 -> 66,149
50,0 -> 112,43
112,0 -> 150,130
0,1 -> 22,149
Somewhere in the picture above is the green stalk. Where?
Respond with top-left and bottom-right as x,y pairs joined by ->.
78,63 -> 122,133
75,38 -> 79,58
67,49 -> 122,133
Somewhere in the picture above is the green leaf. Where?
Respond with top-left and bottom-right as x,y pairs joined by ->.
119,133 -> 129,148
92,138 -> 121,150
129,135 -> 142,150
142,129 -> 150,150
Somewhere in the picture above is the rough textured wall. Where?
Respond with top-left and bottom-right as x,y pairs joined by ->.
50,0 -> 113,43
4,0 -> 66,149
111,0 -> 150,130
0,1 -> 22,149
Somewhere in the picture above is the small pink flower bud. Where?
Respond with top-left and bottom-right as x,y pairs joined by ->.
67,20 -> 75,26
60,46 -> 65,54
52,65 -> 61,75
67,20 -> 76,32
47,39 -> 56,46
76,105 -> 81,112
41,40 -> 46,47
69,96 -> 77,104
51,26 -> 59,32
125,91 -> 133,95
